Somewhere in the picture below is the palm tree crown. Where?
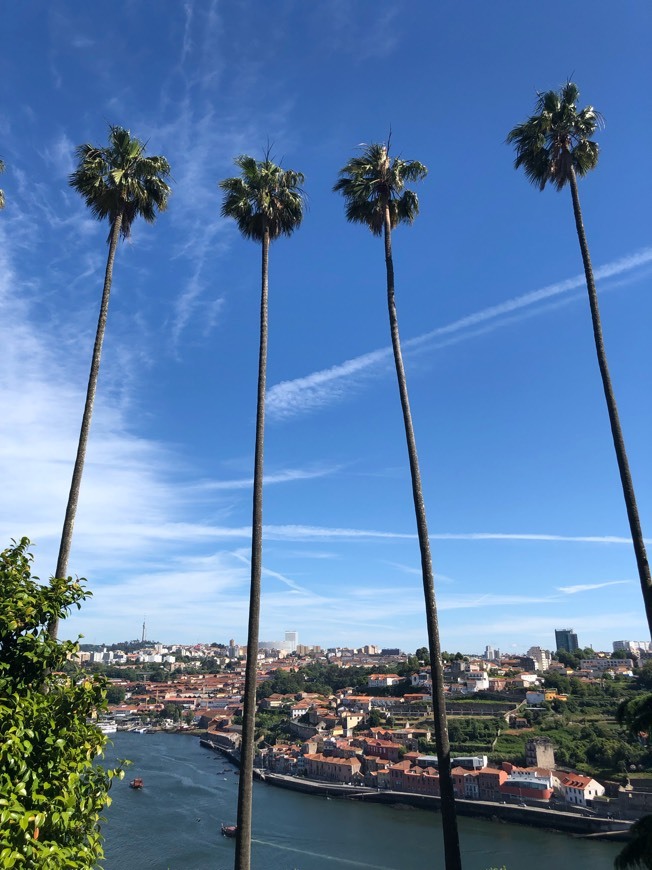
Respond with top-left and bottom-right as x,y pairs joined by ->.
219,154 -> 305,241
69,126 -> 171,238
507,82 -> 602,191
333,142 -> 427,235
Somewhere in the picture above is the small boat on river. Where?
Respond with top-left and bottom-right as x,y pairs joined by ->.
221,823 -> 237,838
129,778 -> 144,789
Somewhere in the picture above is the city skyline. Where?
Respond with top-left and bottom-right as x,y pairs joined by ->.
0,3 -> 650,652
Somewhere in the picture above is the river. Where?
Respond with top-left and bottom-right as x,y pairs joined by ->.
102,732 -> 620,869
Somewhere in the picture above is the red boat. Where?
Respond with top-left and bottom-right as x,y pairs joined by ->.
221,823 -> 237,838
129,778 -> 144,789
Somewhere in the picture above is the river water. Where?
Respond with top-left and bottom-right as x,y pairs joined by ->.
102,732 -> 620,869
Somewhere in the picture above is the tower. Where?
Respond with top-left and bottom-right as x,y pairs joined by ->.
141,616 -> 146,643
284,631 -> 298,652
555,628 -> 578,653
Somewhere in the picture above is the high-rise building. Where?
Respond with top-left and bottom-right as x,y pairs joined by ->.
527,646 -> 552,672
284,631 -> 298,652
614,640 -> 650,655
555,628 -> 579,653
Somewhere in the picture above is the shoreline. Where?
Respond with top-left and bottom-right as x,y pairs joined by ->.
198,736 -> 632,842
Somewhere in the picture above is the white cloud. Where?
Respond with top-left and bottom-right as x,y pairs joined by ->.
557,580 -> 633,595
267,247 -> 652,420
197,465 -> 341,491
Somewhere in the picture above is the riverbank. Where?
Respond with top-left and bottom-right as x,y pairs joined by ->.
199,736 -> 631,841
104,732 -> 622,869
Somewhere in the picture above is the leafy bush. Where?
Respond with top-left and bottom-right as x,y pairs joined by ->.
0,538 -> 121,868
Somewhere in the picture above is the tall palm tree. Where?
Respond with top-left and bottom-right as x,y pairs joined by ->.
219,153 -> 304,870
507,83 -> 652,639
334,143 -> 462,870
0,158 -> 5,209
49,126 -> 171,639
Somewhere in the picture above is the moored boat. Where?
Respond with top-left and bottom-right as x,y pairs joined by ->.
221,823 -> 237,838
129,778 -> 144,789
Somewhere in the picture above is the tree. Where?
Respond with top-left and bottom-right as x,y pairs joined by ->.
50,127 -> 171,640
615,699 -> 652,869
617,693 -> 652,741
219,153 -> 304,870
636,662 -> 652,691
615,815 -> 652,870
508,83 -> 652,639
0,157 -> 5,209
106,684 -> 126,705
0,538 -> 121,867
334,142 -> 461,870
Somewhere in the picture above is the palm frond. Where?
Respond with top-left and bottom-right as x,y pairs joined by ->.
614,815 -> 652,870
333,142 -> 427,235
69,126 -> 171,240
616,693 -> 652,736
219,154 -> 305,243
507,82 -> 601,191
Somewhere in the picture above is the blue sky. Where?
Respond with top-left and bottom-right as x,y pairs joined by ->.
1,1 -> 651,654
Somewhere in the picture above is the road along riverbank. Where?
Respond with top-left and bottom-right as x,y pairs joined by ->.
199,737 -> 631,841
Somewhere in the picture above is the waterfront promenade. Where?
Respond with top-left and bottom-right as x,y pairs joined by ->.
199,736 -> 631,840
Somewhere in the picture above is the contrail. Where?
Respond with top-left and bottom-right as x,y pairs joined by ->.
266,247 -> 652,420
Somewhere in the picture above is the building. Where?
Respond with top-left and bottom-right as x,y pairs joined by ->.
558,773 -> 605,806
525,737 -> 555,769
613,640 -> 650,656
284,631 -> 298,652
555,628 -> 579,653
303,753 -> 361,784
527,646 -> 552,672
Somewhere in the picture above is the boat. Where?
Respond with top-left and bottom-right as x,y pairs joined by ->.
129,778 -> 144,789
221,823 -> 237,838
96,720 -> 117,734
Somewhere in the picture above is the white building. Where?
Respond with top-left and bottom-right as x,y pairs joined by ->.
558,773 -> 605,806
527,646 -> 552,672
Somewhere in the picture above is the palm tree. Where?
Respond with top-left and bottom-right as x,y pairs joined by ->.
615,697 -> 652,869
49,126 -> 171,639
507,83 -> 652,639
219,153 -> 304,870
334,143 -> 462,870
615,815 -> 652,870
0,158 -> 5,209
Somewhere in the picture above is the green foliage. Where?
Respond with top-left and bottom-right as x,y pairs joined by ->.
615,814 -> 652,869
219,153 -> 305,243
636,661 -> 652,690
617,693 -> 652,738
507,81 -> 601,191
69,125 -> 171,239
257,662 -> 377,701
333,142 -> 427,236
0,538 -> 121,868
105,685 -> 126,705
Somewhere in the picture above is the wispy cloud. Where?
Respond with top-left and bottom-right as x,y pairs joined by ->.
196,466 -> 340,492
267,247 -> 652,420
557,580 -> 633,595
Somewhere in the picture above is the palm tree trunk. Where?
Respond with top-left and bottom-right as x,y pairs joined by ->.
569,170 -> 652,639
234,224 -> 269,870
383,208 -> 462,870
49,210 -> 124,640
